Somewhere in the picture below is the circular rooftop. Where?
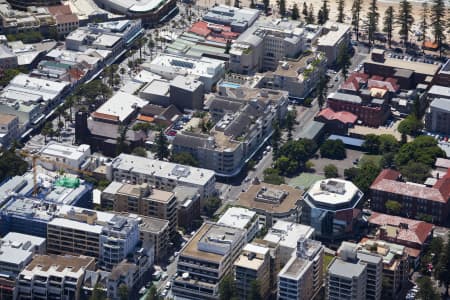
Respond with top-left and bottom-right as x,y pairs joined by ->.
305,178 -> 363,210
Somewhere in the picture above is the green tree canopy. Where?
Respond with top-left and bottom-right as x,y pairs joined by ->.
203,197 -> 221,217
398,115 -> 423,136
219,274 -> 237,300
395,135 -> 445,168
320,140 -> 346,159
385,200 -> 402,214
171,152 -> 199,167
263,168 -> 285,185
416,276 -> 440,300
0,150 -> 28,183
132,147 -> 147,157
154,129 -> 169,160
399,161 -> 431,183
324,164 -> 339,178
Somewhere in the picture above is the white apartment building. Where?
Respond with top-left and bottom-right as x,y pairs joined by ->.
297,238 -> 325,298
106,153 -> 216,199
229,19 -> 321,74
16,255 -> 96,300
39,142 -> 91,172
278,256 -> 314,300
317,21 -> 351,66
217,207 -> 259,242
173,223 -> 246,300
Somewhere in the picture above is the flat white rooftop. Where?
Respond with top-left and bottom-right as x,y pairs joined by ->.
264,220 -> 314,249
217,207 -> 256,230
306,178 -> 362,206
317,21 -> 350,47
40,142 -> 90,162
95,91 -> 148,122
5,74 -> 68,101
111,153 -> 215,186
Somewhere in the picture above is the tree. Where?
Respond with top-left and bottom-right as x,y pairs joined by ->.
248,280 -> 261,300
324,164 -> 339,178
395,135 -> 445,168
383,6 -> 395,48
277,0 -> 286,16
132,147 -> 147,157
344,167 -> 359,180
320,139 -> 346,159
154,129 -> 169,160
263,168 -> 285,185
317,75 -> 329,109
0,68 -> 21,87
397,115 -> 423,136
435,233 -> 450,297
321,0 -> 329,23
286,110 -> 296,140
278,139 -> 317,169
171,152 -> 199,167
306,4 -> 315,24
378,134 -> 399,153
116,125 -> 129,156
291,4 -> 300,20
396,0 -> 414,47
234,0 -> 240,8
57,120 -> 64,142
148,38 -> 155,60
385,200 -> 402,214
272,121 -> 281,159
42,121 -> 54,144
363,134 -> 381,154
225,39 -> 232,54
431,0 -> 446,57
219,274 -> 237,300
89,284 -> 107,300
0,149 -> 28,183
302,2 -> 308,17
420,3 -> 429,44
263,0 -> 270,15
416,276 -> 440,300
399,161 -> 430,183
337,0 -> 345,23
274,155 -> 298,176
250,0 -> 256,8
337,43 -> 351,80
118,284 -> 128,300
145,286 -> 159,300
365,0 -> 379,46
351,0 -> 363,40
203,197 -> 221,217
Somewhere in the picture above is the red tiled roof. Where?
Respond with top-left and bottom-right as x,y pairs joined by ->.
370,169 -> 450,203
368,76 -> 400,92
369,212 -> 433,245
189,21 -> 239,43
317,107 -> 358,124
189,21 -> 211,37
340,72 -> 369,92
47,4 -> 72,15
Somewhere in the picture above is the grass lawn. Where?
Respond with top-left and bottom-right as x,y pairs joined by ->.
323,253 -> 335,274
358,154 -> 382,167
288,173 -> 325,190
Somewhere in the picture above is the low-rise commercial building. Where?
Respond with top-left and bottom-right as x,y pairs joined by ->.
47,4 -> 79,37
16,254 -> 96,300
0,113 -> 19,148
370,169 -> 450,224
217,206 -> 259,242
101,182 -> 178,236
236,183 -> 302,227
173,222 -> 246,300
203,5 -> 259,32
0,44 -> 18,69
302,179 -> 364,241
105,153 -> 216,200
39,142 -> 91,172
234,243 -> 271,300
317,21 -> 351,66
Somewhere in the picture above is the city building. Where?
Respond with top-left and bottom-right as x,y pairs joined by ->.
425,97 -> 450,134
236,183 -> 302,227
278,256 -> 314,300
367,212 -> 433,265
302,179 -> 364,241
370,169 -> 450,224
327,244 -> 367,300
203,5 -> 259,32
39,142 -> 91,172
16,254 -> 96,300
138,103 -> 181,128
229,19 -> 320,74
173,186 -> 201,230
47,4 -> 79,37
434,59 -> 450,86
173,222 -> 246,300
217,206 -> 259,242
94,0 -> 177,27
296,238 -> 325,298
263,221 -> 314,265
315,108 -> 358,135
259,52 -> 327,99
427,84 -> 450,100
0,44 -> 18,69
363,49 -> 441,89
0,113 -> 19,148
0,232 -> 45,298
142,54 -> 225,92
105,153 -> 216,200
173,87 -> 288,177
234,243 -> 271,300
317,21 -> 351,66
358,238 -> 409,299
188,21 -> 240,44
101,181 -> 178,236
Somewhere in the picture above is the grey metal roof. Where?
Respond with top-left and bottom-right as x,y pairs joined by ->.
328,258 -> 366,278
429,85 -> 450,98
328,92 -> 363,104
430,98 -> 450,111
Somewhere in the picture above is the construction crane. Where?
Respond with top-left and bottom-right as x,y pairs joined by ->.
19,150 -> 93,196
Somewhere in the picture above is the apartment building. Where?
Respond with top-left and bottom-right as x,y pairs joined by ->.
101,182 -> 178,236
426,98 -> 450,134
39,142 -> 91,172
236,183 -> 302,226
173,223 -> 246,300
47,4 -> 79,37
0,44 -> 18,69
16,254 -> 95,300
234,243 -> 271,300
302,179 -> 364,241
327,247 -> 367,300
173,87 -> 288,177
217,207 -> 259,242
105,153 -> 216,200
278,256 -> 314,300
296,238 -> 324,298
370,169 -> 450,224
260,52 -> 327,99
358,238 -> 409,299
317,21 -> 351,66
0,113 -> 19,148
229,18 -> 321,74
173,186 -> 201,231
